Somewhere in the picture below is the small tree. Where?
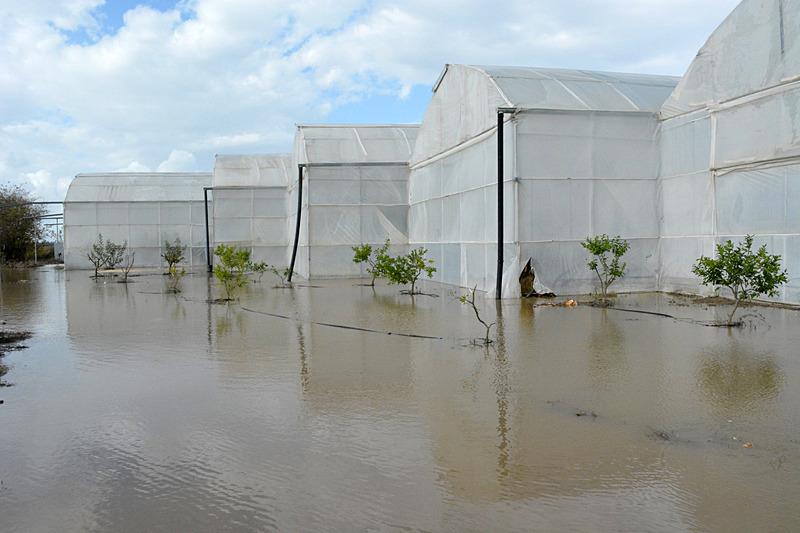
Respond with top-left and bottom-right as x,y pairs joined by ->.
352,239 -> 390,286
249,261 -> 268,283
581,234 -> 630,303
269,265 -> 292,288
213,244 -> 251,301
0,184 -> 46,263
87,234 -> 108,278
104,239 -> 127,270
458,286 -> 495,345
120,251 -> 135,282
693,235 -> 788,326
384,247 -> 436,295
162,238 -> 185,273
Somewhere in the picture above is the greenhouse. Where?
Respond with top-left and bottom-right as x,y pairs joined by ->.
289,124 -> 418,279
409,65 -> 680,298
63,172 -> 212,269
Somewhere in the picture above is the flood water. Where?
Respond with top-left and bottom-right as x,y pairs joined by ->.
1,266 -> 799,532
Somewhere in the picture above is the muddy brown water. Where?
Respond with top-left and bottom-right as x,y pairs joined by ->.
1,266 -> 799,532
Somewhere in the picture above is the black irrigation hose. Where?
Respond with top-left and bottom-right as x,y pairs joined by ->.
601,307 -> 677,320
240,306 -> 443,340
599,305 -> 738,328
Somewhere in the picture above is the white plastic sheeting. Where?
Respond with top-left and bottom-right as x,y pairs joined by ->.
662,0 -> 799,118
658,0 -> 799,303
413,64 -> 678,165
211,155 -> 291,266
64,173 -> 212,269
410,65 -> 676,297
291,125 -> 418,278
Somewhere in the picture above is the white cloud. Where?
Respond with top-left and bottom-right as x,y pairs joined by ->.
115,161 -> 152,173
156,149 -> 198,172
0,0 -> 742,200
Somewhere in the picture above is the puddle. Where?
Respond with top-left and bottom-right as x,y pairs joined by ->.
1,267 -> 800,531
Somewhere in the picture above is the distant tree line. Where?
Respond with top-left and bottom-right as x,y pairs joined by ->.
0,184 -> 47,263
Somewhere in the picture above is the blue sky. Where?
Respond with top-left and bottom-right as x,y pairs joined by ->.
0,0 -> 742,200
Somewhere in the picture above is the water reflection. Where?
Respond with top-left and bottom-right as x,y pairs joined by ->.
587,309 -> 630,387
3,275 -> 800,531
697,338 -> 783,414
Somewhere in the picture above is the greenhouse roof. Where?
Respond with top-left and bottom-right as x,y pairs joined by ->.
213,154 -> 291,187
65,173 -> 212,203
294,124 -> 419,165
443,65 -> 680,113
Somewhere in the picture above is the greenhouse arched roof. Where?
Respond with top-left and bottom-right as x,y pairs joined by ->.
661,0 -> 799,118
65,173 -> 212,203
294,124 -> 419,165
457,65 -> 680,113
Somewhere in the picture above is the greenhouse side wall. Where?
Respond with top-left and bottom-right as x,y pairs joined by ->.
516,110 -> 661,296
408,122 -> 517,297
212,188 -> 288,266
304,165 -> 410,278
64,200 -> 211,270
657,0 -> 799,304
656,110 -> 716,294
659,88 -> 800,303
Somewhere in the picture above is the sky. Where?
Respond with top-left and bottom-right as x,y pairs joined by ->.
1,0 -> 742,201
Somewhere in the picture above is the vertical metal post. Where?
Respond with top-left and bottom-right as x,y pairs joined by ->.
204,187 -> 212,273
496,111 -> 504,300
288,165 -> 304,282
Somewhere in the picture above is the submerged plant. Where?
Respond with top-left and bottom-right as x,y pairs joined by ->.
581,234 -> 629,304
269,265 -> 292,288
213,244 -> 251,301
87,234 -> 108,279
693,235 -> 788,326
352,239 -> 391,286
120,251 -> 135,283
166,264 -> 186,293
249,261 -> 268,283
104,239 -> 127,270
458,285 -> 495,345
161,238 -> 185,274
384,247 -> 436,295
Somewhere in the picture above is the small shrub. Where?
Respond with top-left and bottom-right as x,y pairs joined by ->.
581,234 -> 630,303
269,265 -> 292,288
693,235 -> 788,326
384,247 -> 436,295
213,244 -> 251,301
249,261 -> 269,283
87,234 -> 108,278
162,238 -> 185,273
458,285 -> 495,345
352,239 -> 391,286
104,239 -> 127,270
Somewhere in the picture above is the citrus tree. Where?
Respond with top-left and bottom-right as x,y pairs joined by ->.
213,244 -> 251,301
384,247 -> 436,295
352,239 -> 390,286
581,234 -> 630,303
693,235 -> 788,326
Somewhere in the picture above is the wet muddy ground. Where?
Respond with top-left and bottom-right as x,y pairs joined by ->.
1,266 -> 799,532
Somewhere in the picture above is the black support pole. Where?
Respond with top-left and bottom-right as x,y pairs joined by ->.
496,111 -> 504,300
204,187 -> 212,273
287,165 -> 304,282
